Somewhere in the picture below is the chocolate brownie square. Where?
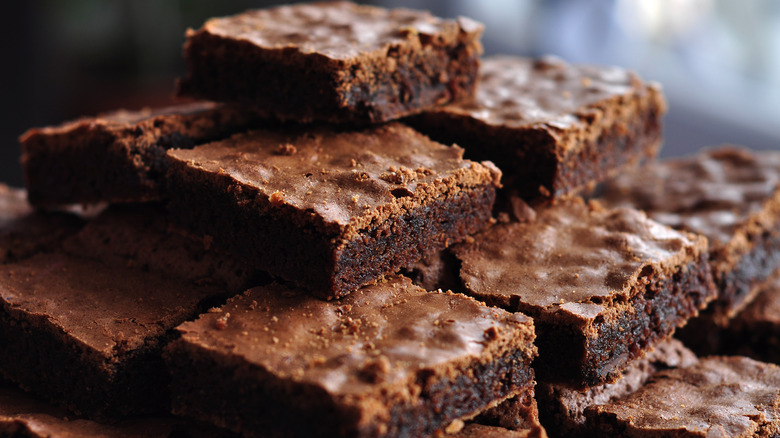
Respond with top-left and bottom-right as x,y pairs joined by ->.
20,102 -> 265,206
0,251 -> 232,419
177,2 -> 483,124
450,198 -> 716,388
586,356 -> 780,437
0,184 -> 84,263
406,56 -> 665,203
536,339 -> 698,437
165,275 -> 537,438
719,274 -> 780,364
600,147 -> 780,324
165,123 -> 500,299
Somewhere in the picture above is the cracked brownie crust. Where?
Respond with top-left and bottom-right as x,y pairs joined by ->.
406,56 -> 665,202
166,123 -> 500,299
165,276 -> 537,438
177,2 -> 483,124
451,199 -> 716,388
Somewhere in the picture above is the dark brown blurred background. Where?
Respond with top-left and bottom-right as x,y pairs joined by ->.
3,0 -> 779,187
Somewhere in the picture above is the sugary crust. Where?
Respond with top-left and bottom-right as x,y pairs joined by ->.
586,356 -> 780,437
167,276 -> 536,437
178,2 -> 483,123
19,102 -> 265,206
405,56 -> 665,200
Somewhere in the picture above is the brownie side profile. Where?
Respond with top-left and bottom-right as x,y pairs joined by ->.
0,252 -> 231,419
165,123 -> 500,299
61,203 -> 265,292
20,102 -> 265,206
451,198 -> 716,388
165,276 -> 537,438
586,356 -> 780,437
719,274 -> 780,364
405,56 -> 665,203
0,185 -> 84,264
177,2 -> 483,124
600,147 -> 780,325
536,339 -> 698,437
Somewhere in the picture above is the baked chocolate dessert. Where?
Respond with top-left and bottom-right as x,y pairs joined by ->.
406,56 -> 665,203
165,275 -> 537,438
177,2 -> 483,124
166,123 -> 500,299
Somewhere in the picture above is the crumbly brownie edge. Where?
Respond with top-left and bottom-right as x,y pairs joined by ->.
405,85 -> 664,202
467,254 -> 715,388
177,29 -> 481,124
0,304 -> 171,419
166,160 -> 497,299
165,336 -> 535,438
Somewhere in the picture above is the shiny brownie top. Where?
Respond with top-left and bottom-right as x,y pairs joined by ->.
190,1 -> 483,60
174,275 -> 534,397
600,147 -> 780,247
166,123 -> 501,236
587,356 -> 780,436
428,55 -> 660,129
452,198 -> 707,319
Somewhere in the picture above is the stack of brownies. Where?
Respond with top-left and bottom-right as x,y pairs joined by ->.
2,2 -> 779,437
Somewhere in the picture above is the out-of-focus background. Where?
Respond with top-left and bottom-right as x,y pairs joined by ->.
2,0 -> 779,186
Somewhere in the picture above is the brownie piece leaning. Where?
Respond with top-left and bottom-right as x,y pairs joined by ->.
166,122 -> 500,299
0,380 -> 231,438
165,275 -> 537,438
536,338 -> 698,438
450,198 -> 716,388
177,2 -> 483,124
0,250 -> 236,419
600,147 -> 780,325
405,55 -> 665,203
586,356 -> 780,437
0,184 -> 84,263
20,101 -> 265,206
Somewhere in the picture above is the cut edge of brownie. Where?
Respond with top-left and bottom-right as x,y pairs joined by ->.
405,75 -> 665,203
177,4 -> 484,124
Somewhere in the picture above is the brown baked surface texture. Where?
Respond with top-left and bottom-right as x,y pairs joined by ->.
600,146 -> 780,323
536,338 -> 698,437
165,122 -> 500,299
61,203 -> 265,293
450,423 -> 545,438
0,252 -> 229,419
469,391 -> 548,437
720,274 -> 780,364
451,198 -> 715,388
586,356 -> 780,437
0,185 -> 85,264
405,55 -> 665,202
20,101 -> 265,207
177,1 -> 483,124
165,275 -> 537,438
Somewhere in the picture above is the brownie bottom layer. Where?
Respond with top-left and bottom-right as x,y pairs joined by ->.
534,256 -> 714,388
0,305 -> 170,419
168,179 -> 495,299
166,346 -> 535,438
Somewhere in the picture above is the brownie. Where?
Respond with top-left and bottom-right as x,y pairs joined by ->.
165,275 -> 537,438
61,203 -> 265,292
469,391 -> 547,437
586,356 -> 780,437
600,147 -> 780,325
0,251 -> 232,419
449,423 -> 545,438
718,274 -> 780,364
20,101 -> 266,206
450,198 -> 716,388
0,184 -> 84,263
165,123 -> 500,299
0,380 -> 232,438
405,55 -> 665,203
177,1 -> 483,124
536,339 -> 698,437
